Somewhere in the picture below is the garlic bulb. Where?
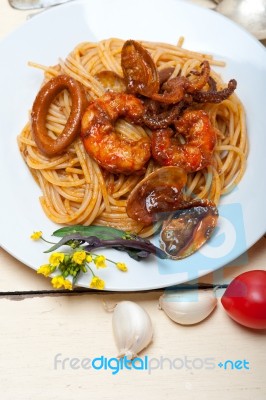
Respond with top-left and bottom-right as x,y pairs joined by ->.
159,289 -> 217,325
112,301 -> 153,359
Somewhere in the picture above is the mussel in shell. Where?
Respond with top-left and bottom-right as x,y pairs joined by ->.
126,166 -> 188,225
160,200 -> 219,259
121,39 -> 160,97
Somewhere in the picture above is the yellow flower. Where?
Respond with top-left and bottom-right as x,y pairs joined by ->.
86,254 -> 93,263
62,279 -> 73,290
90,276 -> 105,290
51,275 -> 65,289
51,276 -> 73,290
116,262 -> 128,272
49,252 -> 65,267
94,255 -> 107,268
30,231 -> 42,240
37,264 -> 52,277
72,250 -> 86,265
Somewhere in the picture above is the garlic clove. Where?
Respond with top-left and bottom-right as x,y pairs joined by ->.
159,289 -> 217,325
112,301 -> 153,359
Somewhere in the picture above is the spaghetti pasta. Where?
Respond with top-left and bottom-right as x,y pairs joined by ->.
18,38 -> 248,237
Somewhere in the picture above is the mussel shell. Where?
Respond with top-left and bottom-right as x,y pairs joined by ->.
160,200 -> 219,259
121,40 -> 160,97
126,166 -> 187,225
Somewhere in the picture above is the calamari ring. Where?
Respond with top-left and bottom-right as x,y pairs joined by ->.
31,74 -> 88,156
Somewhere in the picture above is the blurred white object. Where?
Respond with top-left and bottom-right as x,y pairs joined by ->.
189,0 -> 266,39
8,0 -> 72,10
215,0 -> 266,40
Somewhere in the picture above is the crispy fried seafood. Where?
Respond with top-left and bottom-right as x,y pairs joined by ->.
18,38 -> 248,239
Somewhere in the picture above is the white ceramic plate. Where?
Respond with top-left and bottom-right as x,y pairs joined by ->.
0,0 -> 265,291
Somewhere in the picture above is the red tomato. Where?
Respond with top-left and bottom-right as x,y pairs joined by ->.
221,270 -> 266,329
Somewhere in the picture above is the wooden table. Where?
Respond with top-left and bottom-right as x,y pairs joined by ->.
0,1 -> 265,399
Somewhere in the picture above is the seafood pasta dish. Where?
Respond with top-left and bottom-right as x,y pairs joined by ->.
18,38 -> 248,253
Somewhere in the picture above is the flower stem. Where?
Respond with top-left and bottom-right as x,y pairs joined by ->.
86,264 -> 95,277
41,237 -> 56,245
91,252 -> 115,265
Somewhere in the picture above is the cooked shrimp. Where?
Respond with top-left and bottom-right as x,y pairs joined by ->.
81,92 -> 151,175
151,110 -> 216,172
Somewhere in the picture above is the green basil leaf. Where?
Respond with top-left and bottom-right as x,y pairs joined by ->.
53,225 -> 132,241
